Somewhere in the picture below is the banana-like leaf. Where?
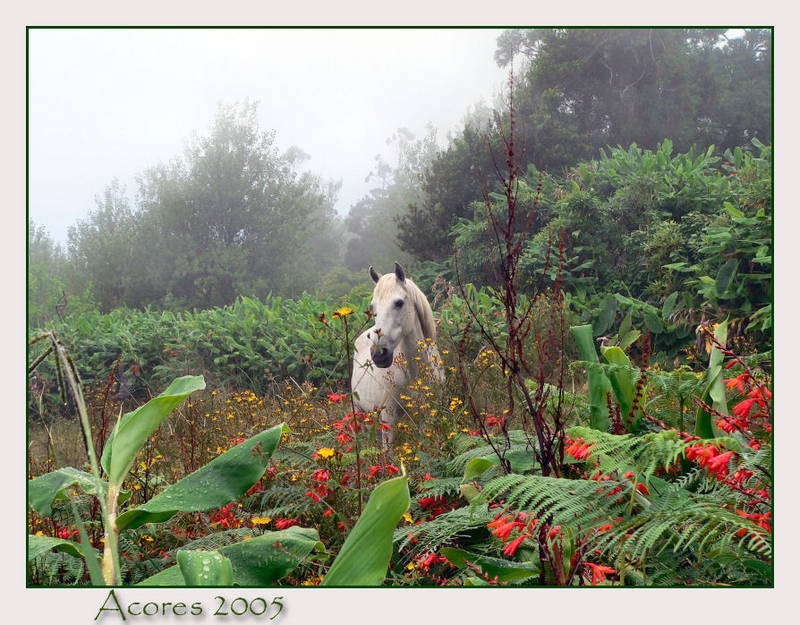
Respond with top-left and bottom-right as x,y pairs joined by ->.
441,547 -> 538,582
571,325 -> 611,431
716,259 -> 739,296
463,457 -> 496,481
138,526 -> 323,586
116,423 -> 286,531
27,534 -> 85,561
28,467 -> 131,516
177,550 -> 234,586
602,346 -> 635,424
101,375 -> 206,488
321,475 -> 410,586
696,321 -> 729,439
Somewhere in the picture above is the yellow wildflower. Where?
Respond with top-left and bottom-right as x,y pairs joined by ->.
332,306 -> 354,318
317,447 -> 335,459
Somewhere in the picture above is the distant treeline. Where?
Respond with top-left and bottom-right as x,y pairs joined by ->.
29,28 -> 771,334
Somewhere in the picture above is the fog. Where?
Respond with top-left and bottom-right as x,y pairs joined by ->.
29,28 -> 508,243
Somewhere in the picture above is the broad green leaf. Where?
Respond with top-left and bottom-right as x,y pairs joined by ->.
618,310 -> 632,339
595,294 -> 617,336
463,457 -> 496,482
571,325 -> 611,431
27,534 -> 85,561
602,346 -> 635,424
662,292 -> 679,319
716,259 -> 739,296
696,321 -> 729,439
102,375 -> 206,488
28,467 -> 130,516
644,312 -> 664,334
460,483 -> 481,503
138,526 -> 322,586
619,329 -> 641,351
441,547 -> 538,582
116,423 -> 285,531
724,202 -> 744,218
177,550 -> 234,586
322,475 -> 410,586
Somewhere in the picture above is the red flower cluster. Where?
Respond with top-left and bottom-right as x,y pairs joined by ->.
565,437 -> 593,460
623,471 -> 650,496
584,562 -> 616,585
685,443 -> 735,479
418,494 -> 451,519
487,511 -> 536,556
327,393 -> 346,403
485,414 -> 504,429
736,509 -> 771,534
55,524 -> 79,540
305,468 -> 333,502
717,373 -> 772,449
415,551 -> 449,571
367,464 -> 400,478
273,517 -> 300,530
331,412 -> 368,451
210,503 -> 246,529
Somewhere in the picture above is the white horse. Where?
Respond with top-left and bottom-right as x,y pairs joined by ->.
351,262 -> 444,447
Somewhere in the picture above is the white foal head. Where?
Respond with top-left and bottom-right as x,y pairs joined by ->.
366,262 -> 423,369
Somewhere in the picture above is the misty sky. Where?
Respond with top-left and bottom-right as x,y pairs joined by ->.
29,28 -> 509,243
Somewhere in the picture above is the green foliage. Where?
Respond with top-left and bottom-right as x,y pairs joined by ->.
27,371 -> 285,585
322,475 -> 410,586
115,422 -> 286,531
498,29 -> 771,168
61,101 -> 343,313
102,376 -> 207,488
570,324 -> 612,431
139,526 -> 324,586
28,293 -> 373,408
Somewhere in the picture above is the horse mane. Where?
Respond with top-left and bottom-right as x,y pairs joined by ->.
374,274 -> 437,342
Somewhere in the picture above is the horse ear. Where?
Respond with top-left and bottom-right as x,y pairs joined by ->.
369,265 -> 381,283
394,262 -> 406,283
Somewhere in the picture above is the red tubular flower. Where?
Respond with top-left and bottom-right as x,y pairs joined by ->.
565,438 -> 593,460
487,516 -> 516,541
733,398 -> 758,420
327,393 -> 346,403
584,562 -> 616,585
274,518 -> 300,530
420,552 -> 446,570
707,451 -> 734,478
723,373 -> 750,394
685,443 -> 717,467
312,469 -> 330,482
503,533 -> 530,556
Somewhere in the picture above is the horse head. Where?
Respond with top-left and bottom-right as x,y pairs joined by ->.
366,262 -> 416,368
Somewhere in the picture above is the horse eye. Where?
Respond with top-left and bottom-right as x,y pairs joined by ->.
394,299 -> 404,309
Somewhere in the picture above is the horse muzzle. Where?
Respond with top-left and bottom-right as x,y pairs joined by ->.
370,344 -> 394,368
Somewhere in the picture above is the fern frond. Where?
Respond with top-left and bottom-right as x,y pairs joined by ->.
393,504 -> 495,560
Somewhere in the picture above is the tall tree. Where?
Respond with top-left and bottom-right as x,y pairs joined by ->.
396,28 -> 771,263
136,100 -> 341,307
66,179 -> 141,311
